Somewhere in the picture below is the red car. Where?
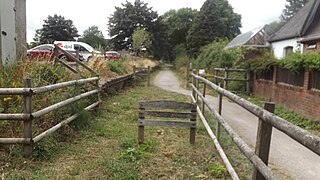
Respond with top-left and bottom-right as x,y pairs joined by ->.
105,51 -> 121,60
27,44 -> 83,61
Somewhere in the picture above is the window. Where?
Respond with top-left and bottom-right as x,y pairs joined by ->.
307,43 -> 317,49
284,46 -> 293,57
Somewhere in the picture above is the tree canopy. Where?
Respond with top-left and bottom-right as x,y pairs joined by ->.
79,26 -> 107,49
37,14 -> 79,44
132,27 -> 151,55
108,0 -> 158,50
280,0 -> 309,23
186,0 -> 241,57
161,8 -> 198,47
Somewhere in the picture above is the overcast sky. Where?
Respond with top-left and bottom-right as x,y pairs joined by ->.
26,0 -> 287,43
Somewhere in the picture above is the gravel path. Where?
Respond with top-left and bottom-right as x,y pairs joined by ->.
154,68 -> 320,180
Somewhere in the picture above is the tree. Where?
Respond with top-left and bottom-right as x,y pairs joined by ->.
161,8 -> 198,47
280,0 -> 309,23
80,26 -> 106,49
37,14 -> 79,44
29,29 -> 42,48
186,0 -> 241,57
132,27 -> 151,56
108,0 -> 158,51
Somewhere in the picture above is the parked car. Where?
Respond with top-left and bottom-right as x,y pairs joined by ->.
27,44 -> 84,61
54,41 -> 103,61
105,51 -> 121,60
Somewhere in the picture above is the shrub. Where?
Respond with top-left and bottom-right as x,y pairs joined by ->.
195,39 -> 236,70
107,60 -> 127,74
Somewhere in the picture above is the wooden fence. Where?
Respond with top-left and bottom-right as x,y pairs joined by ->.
191,72 -> 320,180
0,46 -> 157,155
185,66 -> 250,93
0,77 -> 100,154
133,66 -> 151,86
213,68 -> 250,93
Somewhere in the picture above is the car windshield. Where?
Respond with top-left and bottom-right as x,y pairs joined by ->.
80,43 -> 94,52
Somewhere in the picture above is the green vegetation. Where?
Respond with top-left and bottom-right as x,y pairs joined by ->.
239,94 -> 320,136
79,25 -> 107,50
186,0 -> 241,57
107,59 -> 127,74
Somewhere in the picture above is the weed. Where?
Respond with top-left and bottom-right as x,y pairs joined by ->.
119,137 -> 136,149
207,163 -> 227,178
32,135 -> 58,160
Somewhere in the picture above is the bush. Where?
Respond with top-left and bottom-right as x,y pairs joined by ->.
196,39 -> 236,70
107,60 -> 127,74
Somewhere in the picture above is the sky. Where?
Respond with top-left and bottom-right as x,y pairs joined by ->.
26,0 -> 287,43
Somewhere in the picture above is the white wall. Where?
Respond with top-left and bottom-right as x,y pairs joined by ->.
271,38 -> 303,59
0,0 -> 16,65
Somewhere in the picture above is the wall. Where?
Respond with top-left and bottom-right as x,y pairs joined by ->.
15,0 -> 27,59
253,67 -> 320,122
271,38 -> 303,59
0,0 -> 26,65
0,0 -> 16,64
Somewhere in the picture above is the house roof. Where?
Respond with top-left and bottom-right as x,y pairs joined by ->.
225,25 -> 271,49
269,0 -> 320,42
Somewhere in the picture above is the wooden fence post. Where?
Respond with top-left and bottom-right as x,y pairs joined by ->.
186,63 -> 190,88
192,70 -> 196,99
252,102 -> 275,180
23,78 -> 33,155
138,105 -> 145,144
147,66 -> 151,87
54,47 -> 59,65
246,70 -> 250,94
224,68 -> 228,90
133,65 -> 136,76
190,105 -> 197,144
214,68 -> 218,84
216,83 -> 222,141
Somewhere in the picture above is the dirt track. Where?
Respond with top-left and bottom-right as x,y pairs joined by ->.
154,68 -> 320,180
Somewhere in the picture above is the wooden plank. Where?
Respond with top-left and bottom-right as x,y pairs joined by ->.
253,102 -> 275,180
189,108 -> 197,144
138,107 -> 145,144
139,100 -> 196,110
143,111 -> 193,119
138,119 -> 196,128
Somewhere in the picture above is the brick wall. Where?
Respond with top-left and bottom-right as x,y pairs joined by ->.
253,67 -> 320,122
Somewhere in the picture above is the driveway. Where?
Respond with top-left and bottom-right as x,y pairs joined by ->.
154,68 -> 320,180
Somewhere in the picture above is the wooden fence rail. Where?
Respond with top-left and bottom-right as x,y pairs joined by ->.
214,68 -> 250,93
0,77 -> 100,154
191,72 -> 320,179
0,63 -> 158,154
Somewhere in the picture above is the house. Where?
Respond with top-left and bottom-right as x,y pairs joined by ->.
225,25 -> 273,49
269,0 -> 320,59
